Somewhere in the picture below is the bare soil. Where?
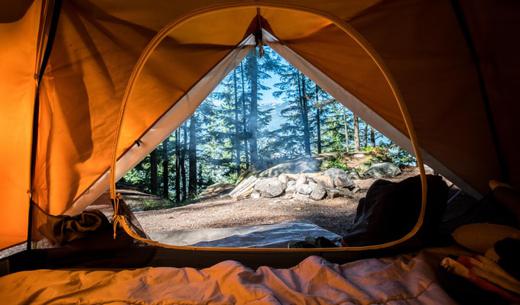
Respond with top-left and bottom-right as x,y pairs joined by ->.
135,195 -> 361,237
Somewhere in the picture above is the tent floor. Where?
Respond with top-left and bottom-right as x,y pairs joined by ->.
1,242 -> 422,276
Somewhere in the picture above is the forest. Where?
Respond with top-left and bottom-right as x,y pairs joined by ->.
120,47 -> 414,204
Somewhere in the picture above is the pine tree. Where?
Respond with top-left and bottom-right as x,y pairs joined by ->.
162,139 -> 169,199
240,62 -> 249,168
232,69 -> 241,175
272,55 -> 315,158
180,123 -> 187,201
188,116 -> 197,198
298,72 -> 311,156
174,129 -> 180,202
150,150 -> 158,195
246,49 -> 259,168
314,84 -> 322,154
370,127 -> 376,147
353,114 -> 360,152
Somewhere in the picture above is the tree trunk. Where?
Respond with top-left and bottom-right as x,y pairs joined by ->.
162,139 -> 169,199
298,72 -> 311,156
240,62 -> 249,168
343,112 -> 349,153
233,69 -> 241,175
180,124 -> 187,201
247,50 -> 259,168
150,150 -> 158,195
315,84 -> 322,154
174,129 -> 180,203
353,114 -> 360,152
370,127 -> 376,147
188,116 -> 197,199
364,121 -> 368,148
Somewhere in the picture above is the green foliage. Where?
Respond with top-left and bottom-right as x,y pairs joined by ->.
321,157 -> 349,172
362,146 -> 392,163
141,199 -> 174,211
363,145 -> 416,167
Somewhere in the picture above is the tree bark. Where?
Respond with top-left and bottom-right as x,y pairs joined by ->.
247,49 -> 259,168
240,62 -> 249,168
364,121 -> 368,148
315,84 -> 322,154
233,69 -> 241,175
298,72 -> 311,156
188,116 -> 197,199
150,150 -> 158,195
162,139 -> 169,199
180,124 -> 187,201
343,112 -> 349,153
174,129 -> 180,203
370,127 -> 376,147
353,114 -> 360,152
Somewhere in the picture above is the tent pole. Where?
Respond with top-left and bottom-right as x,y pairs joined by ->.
450,0 -> 508,182
27,0 -> 62,251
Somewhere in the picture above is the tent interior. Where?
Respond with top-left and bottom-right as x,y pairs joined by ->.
1,0 -> 519,304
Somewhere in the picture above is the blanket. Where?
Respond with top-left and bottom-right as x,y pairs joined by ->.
0,253 -> 456,305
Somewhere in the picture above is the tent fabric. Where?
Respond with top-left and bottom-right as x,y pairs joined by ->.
0,0 -> 518,249
458,0 -> 520,189
0,0 -> 43,249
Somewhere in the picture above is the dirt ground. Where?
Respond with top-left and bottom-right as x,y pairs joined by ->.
133,168 -> 427,237
135,195 -> 361,237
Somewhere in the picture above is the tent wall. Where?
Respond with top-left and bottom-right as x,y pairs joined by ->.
0,0 -> 42,249
458,0 -> 520,190
349,0 -> 501,193
32,0 -> 157,215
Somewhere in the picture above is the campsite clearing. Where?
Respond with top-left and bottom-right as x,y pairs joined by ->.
128,167 -> 427,238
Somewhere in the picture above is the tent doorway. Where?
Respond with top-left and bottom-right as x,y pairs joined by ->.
111,44 -> 432,249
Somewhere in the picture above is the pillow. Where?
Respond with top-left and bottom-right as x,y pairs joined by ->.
452,223 -> 520,254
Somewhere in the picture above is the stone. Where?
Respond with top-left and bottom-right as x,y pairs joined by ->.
309,174 -> 334,188
324,168 -> 355,189
347,171 -> 360,180
285,174 -> 299,181
285,180 -> 297,193
326,187 -> 352,199
258,157 -> 321,177
254,177 -> 285,198
310,184 -> 327,200
364,162 -> 401,178
278,174 -> 289,184
295,175 -> 307,186
296,183 -> 313,195
251,191 -> 261,199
